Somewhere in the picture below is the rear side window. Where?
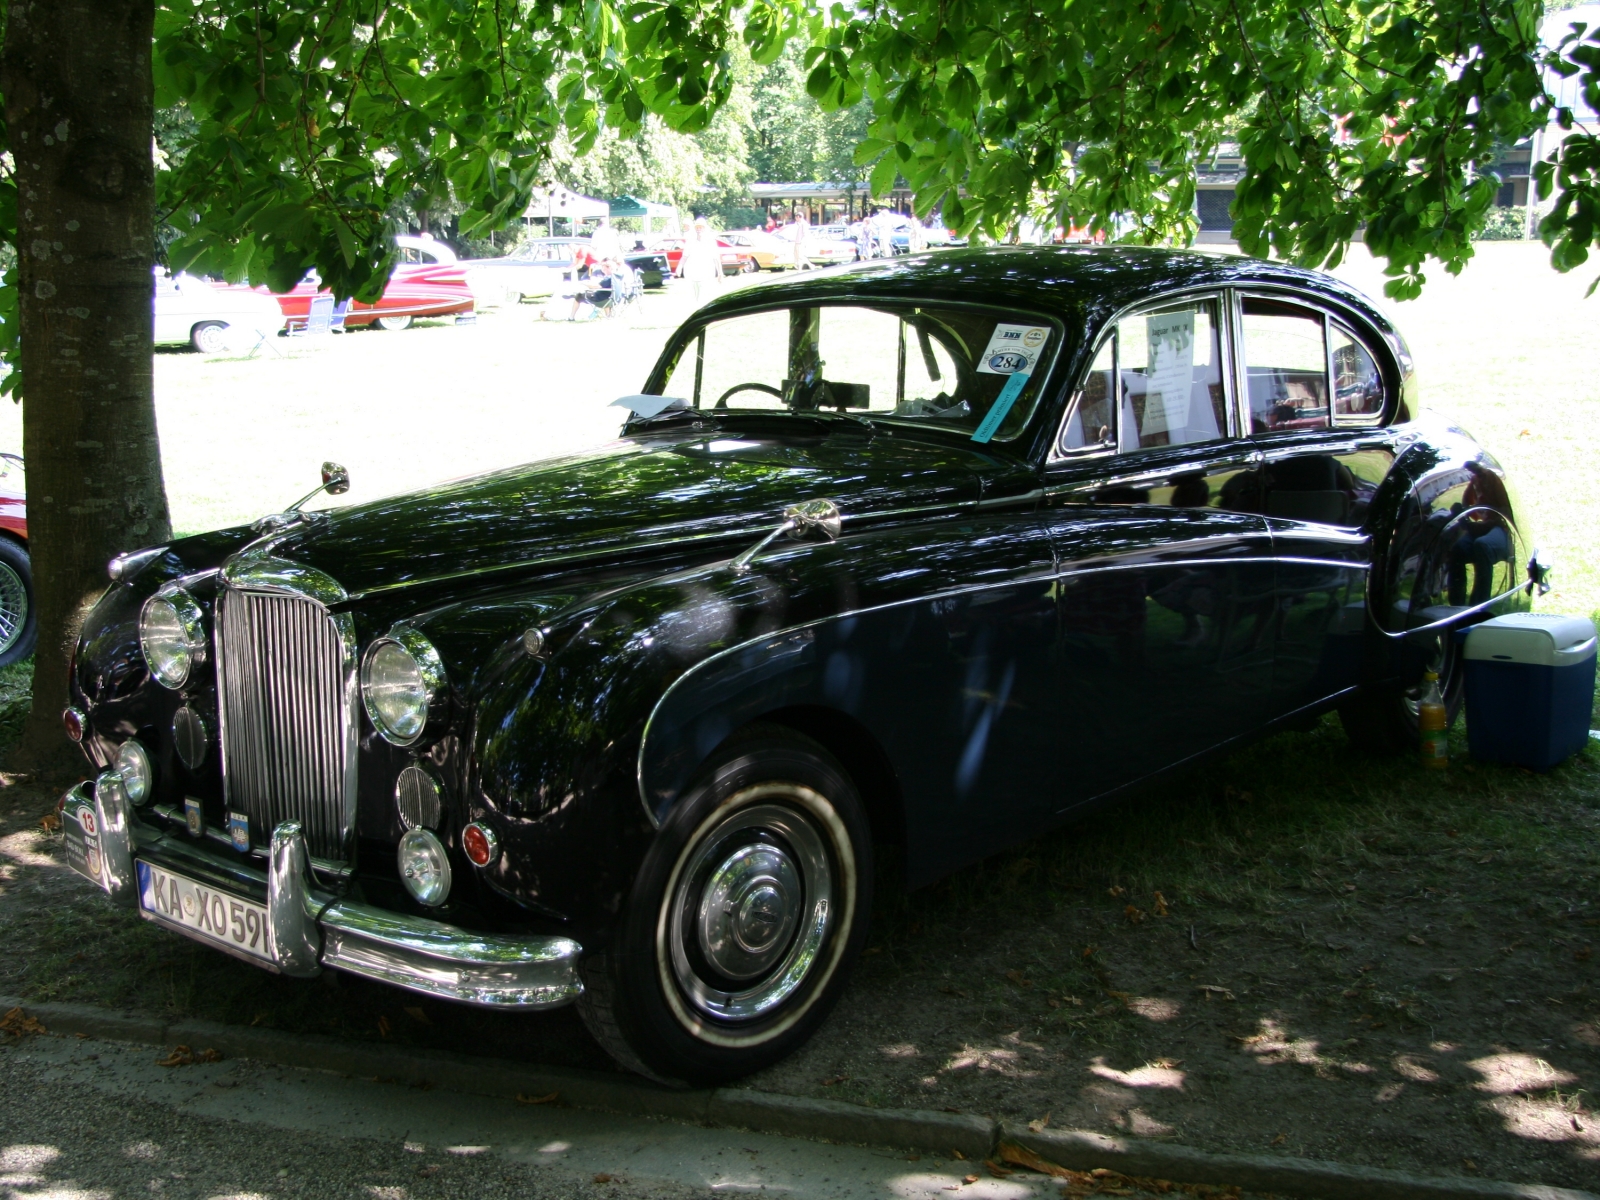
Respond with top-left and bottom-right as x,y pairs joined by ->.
1242,299 -> 1330,432
1118,299 -> 1229,451
1331,322 -> 1384,419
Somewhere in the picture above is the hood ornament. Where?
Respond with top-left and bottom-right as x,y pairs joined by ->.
253,462 -> 351,534
730,499 -> 843,574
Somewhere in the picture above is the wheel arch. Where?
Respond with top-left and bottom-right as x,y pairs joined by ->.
735,705 -> 904,849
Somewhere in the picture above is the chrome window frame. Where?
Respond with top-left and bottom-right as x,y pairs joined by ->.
1048,286 -> 1238,466
1228,288 -> 1391,432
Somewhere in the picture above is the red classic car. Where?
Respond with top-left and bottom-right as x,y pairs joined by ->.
267,235 -> 475,331
653,237 -> 760,276
0,454 -> 34,667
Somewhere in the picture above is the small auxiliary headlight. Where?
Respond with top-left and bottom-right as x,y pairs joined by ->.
114,739 -> 152,805
397,827 -> 451,906
361,628 -> 446,747
139,588 -> 207,689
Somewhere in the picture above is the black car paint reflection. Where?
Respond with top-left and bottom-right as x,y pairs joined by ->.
69,247 -> 1535,950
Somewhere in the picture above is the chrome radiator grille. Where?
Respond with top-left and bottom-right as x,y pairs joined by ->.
215,588 -> 352,860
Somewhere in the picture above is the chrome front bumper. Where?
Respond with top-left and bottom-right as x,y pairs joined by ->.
59,780 -> 583,1009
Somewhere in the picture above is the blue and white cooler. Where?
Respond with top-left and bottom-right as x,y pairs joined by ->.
1464,612 -> 1597,771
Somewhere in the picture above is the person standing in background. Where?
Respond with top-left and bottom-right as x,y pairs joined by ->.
678,217 -> 721,310
787,210 -> 811,270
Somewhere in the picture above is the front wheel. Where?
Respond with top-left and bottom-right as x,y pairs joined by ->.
190,322 -> 230,354
578,726 -> 873,1086
375,314 -> 414,331
0,538 -> 37,667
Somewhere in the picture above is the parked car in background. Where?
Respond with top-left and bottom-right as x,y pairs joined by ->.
466,237 -> 669,303
59,247 -> 1539,1093
656,237 -> 760,276
154,270 -> 285,353
268,235 -> 475,331
0,454 -> 33,668
806,227 -> 860,266
719,230 -> 792,270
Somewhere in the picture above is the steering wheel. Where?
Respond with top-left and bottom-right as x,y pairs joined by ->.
715,382 -> 784,409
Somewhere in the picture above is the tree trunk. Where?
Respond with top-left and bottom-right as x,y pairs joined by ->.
2,0 -> 170,780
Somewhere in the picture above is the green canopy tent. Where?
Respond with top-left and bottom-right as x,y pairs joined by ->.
609,195 -> 681,234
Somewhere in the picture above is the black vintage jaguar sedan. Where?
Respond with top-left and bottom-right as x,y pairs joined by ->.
62,247 -> 1543,1084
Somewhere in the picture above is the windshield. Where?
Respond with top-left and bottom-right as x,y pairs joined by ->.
654,303 -> 1060,443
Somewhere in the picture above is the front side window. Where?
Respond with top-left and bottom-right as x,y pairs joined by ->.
658,303 -> 1060,442
1243,299 -> 1330,432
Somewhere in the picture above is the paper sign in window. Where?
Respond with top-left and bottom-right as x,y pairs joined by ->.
976,324 -> 1051,375
1142,309 -> 1195,437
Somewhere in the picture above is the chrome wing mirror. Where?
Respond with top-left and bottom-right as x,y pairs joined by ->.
731,499 -> 843,573
253,461 -> 352,533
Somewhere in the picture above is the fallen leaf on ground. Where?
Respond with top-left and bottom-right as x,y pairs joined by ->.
940,985 -> 969,998
1153,891 -> 1170,917
822,1074 -> 849,1086
155,1045 -> 221,1067
403,1005 -> 430,1024
1196,984 -> 1234,1001
1108,886 -> 1127,898
39,813 -> 60,833
950,1148 -> 966,1159
962,1174 -> 979,1185
984,1160 -> 1014,1177
0,1007 -> 46,1037
1407,934 -> 1427,946
1272,1132 -> 1287,1146
1125,904 -> 1147,924
1477,855 -> 1494,865
1005,969 -> 1033,988
996,1141 -> 1073,1178
1081,945 -> 1099,959
515,1092 -> 559,1105
592,1173 -> 612,1184
1027,1113 -> 1051,1133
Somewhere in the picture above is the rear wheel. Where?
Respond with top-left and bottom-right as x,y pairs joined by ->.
375,314 -> 414,331
577,726 -> 872,1086
1339,630 -> 1465,753
190,322 -> 229,354
0,538 -> 37,667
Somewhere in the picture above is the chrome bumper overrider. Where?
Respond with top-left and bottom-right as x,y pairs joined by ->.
59,780 -> 583,1009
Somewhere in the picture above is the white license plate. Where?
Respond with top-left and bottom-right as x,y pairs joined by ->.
136,860 -> 273,965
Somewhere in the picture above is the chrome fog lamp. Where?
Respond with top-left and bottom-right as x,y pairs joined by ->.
114,739 -> 153,805
397,827 -> 451,906
361,628 -> 446,747
139,588 -> 207,689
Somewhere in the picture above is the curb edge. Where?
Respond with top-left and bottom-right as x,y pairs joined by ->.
4,996 -> 1592,1200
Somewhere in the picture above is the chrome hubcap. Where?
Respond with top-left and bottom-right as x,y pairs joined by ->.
668,796 -> 835,1024
698,843 -> 801,980
0,562 -> 28,651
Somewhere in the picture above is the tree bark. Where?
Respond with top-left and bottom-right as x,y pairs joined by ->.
2,0 -> 170,780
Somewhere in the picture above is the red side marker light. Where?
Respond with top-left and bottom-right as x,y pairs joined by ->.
462,822 -> 499,868
63,707 -> 85,743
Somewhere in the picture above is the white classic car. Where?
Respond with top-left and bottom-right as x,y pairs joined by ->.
154,270 -> 287,353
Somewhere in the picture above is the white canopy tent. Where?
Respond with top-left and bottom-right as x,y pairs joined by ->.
525,185 -> 611,232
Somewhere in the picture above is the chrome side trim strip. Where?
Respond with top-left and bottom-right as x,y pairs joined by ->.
319,901 -> 583,1008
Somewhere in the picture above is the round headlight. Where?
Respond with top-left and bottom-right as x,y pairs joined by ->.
361,629 -> 446,747
139,589 -> 207,689
114,739 -> 152,805
397,827 -> 451,906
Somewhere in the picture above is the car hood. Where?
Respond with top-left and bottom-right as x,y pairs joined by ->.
261,426 -> 1014,601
